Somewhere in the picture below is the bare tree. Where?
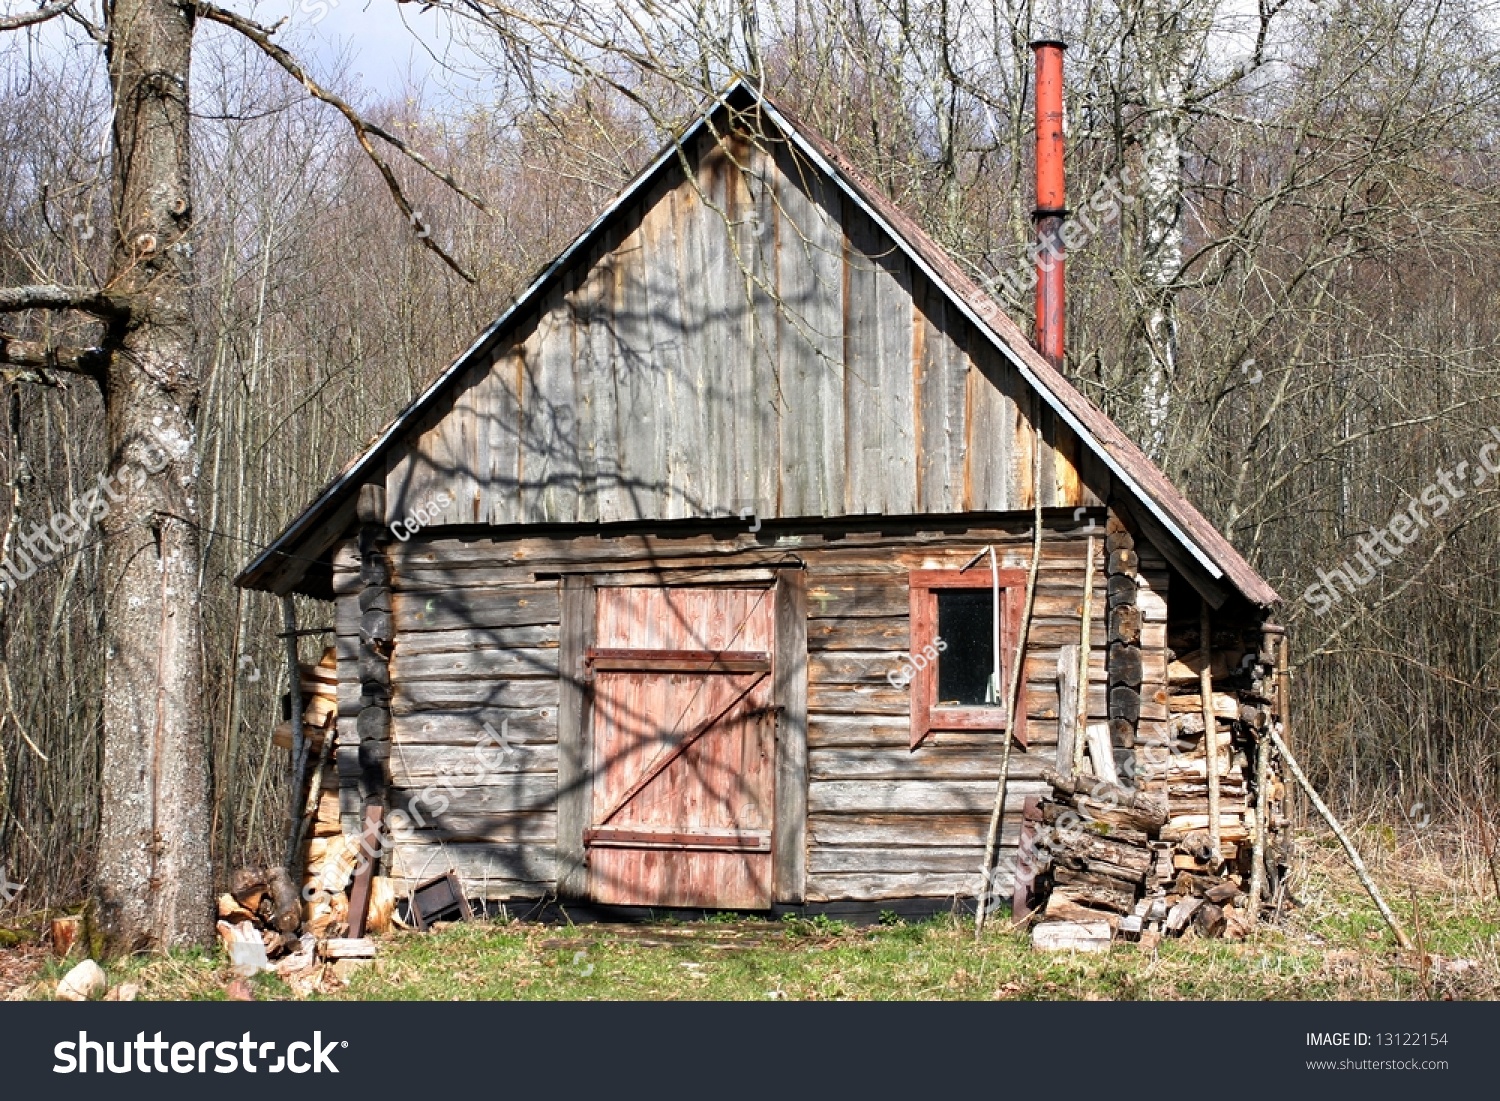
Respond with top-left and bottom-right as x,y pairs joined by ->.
0,0 -> 481,949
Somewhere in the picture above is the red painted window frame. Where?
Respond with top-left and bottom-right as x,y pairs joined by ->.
907,568 -> 1028,750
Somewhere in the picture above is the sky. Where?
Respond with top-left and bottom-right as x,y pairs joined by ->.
252,0 -> 488,97
261,0 -> 473,87
4,0 -> 488,100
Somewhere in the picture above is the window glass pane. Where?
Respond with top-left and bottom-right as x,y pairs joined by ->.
935,589 -> 996,707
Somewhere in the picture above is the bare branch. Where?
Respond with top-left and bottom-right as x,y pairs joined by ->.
0,284 -> 117,315
60,0 -> 104,43
194,0 -> 487,283
0,331 -> 106,386
0,0 -> 74,32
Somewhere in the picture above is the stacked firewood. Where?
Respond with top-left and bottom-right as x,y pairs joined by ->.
215,861 -> 395,958
213,649 -> 396,969
1149,643 -> 1287,938
280,648 -> 358,936
1027,774 -> 1164,950
1030,632 -> 1292,949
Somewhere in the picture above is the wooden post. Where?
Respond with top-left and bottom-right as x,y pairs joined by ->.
975,449 -> 1043,939
282,593 -> 306,868
288,723 -> 337,884
1198,601 -> 1221,863
772,570 -> 809,903
1247,717 -> 1271,925
346,803 -> 386,940
555,576 -> 596,900
1056,644 -> 1079,779
1075,535 -> 1095,778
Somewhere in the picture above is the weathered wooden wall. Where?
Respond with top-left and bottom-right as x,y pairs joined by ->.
332,516 -> 1171,905
383,126 -> 1106,530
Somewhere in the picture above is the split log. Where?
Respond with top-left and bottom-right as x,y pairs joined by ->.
230,866 -> 267,911
1032,920 -> 1112,952
1205,881 -> 1243,905
49,916 -> 82,959
1085,722 -> 1119,785
1043,770 -> 1167,828
1043,895 -> 1115,924
321,937 -> 376,960
367,876 -> 396,936
1052,867 -> 1139,914
216,893 -> 257,924
1167,649 -> 1245,685
1170,692 -> 1238,719
273,721 -> 330,752
1173,871 -> 1226,898
265,866 -> 301,934
1048,832 -> 1154,880
1164,896 -> 1202,934
1194,902 -> 1227,938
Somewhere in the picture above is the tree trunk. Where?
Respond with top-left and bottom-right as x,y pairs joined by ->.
1128,1 -> 1202,459
94,0 -> 212,951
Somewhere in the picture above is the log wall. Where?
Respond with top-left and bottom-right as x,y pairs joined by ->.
332,514 -> 1172,905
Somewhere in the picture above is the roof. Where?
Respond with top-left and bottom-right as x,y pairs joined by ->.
237,78 -> 1278,608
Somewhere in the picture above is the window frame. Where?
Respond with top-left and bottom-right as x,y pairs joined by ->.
907,568 -> 1029,749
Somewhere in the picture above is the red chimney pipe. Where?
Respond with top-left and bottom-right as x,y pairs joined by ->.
1031,39 -> 1066,369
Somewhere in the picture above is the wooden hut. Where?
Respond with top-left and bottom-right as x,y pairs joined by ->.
238,79 -> 1287,927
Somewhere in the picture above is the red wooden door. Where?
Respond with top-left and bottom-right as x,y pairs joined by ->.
586,586 -> 776,908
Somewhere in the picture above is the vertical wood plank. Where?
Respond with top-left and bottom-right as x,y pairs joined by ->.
594,233 -> 628,524
746,139 -> 782,516
1056,642 -> 1080,778
670,163 -> 714,517
694,130 -> 747,517
964,335 -> 1017,512
773,570 -> 809,902
480,341 -> 523,526
613,191 -> 671,522
774,143 -> 844,517
528,282 -> 581,524
568,253 -> 601,524
843,202 -> 917,515
915,277 -> 968,513
555,575 -> 596,899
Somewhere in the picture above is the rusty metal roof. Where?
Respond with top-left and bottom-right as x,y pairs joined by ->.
237,78 -> 1278,608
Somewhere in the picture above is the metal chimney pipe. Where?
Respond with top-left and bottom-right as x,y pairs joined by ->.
1031,39 -> 1067,369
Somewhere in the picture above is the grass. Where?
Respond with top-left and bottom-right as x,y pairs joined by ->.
4,831 -> 1498,1002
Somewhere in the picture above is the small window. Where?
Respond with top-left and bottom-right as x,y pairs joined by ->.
907,568 -> 1027,749
936,590 -> 996,706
